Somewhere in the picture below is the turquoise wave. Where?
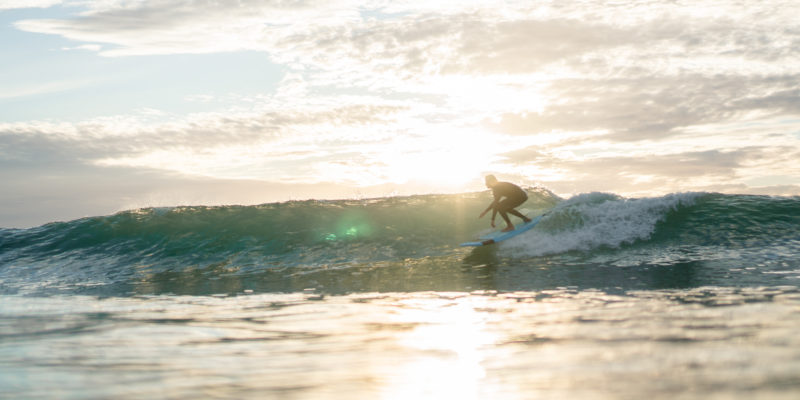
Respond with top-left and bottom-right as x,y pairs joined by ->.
1,190 -> 798,295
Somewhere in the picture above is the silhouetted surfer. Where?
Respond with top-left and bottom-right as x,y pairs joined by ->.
479,175 -> 532,232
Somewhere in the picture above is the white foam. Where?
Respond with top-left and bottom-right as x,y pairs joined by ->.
503,192 -> 705,257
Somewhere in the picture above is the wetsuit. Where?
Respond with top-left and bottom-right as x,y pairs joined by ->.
491,182 -> 528,212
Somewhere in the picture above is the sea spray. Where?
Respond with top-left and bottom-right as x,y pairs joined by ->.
503,192 -> 704,257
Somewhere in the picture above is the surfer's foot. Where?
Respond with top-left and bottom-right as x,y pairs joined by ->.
502,225 -> 515,232
522,217 -> 532,223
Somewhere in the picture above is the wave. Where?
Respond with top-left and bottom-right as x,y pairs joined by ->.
505,192 -> 703,256
507,191 -> 798,255
1,190 -> 798,295
0,188 -> 556,262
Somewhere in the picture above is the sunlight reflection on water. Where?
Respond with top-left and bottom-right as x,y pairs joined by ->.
2,288 -> 800,399
379,295 -> 498,399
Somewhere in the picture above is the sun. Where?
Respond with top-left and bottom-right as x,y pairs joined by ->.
383,128 -> 501,188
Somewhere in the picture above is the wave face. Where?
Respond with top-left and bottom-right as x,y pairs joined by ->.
1,190 -> 799,296
506,192 -> 800,257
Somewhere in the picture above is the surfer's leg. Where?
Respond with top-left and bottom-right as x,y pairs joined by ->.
497,199 -> 514,232
500,214 -> 514,232
502,195 -> 531,223
508,209 -> 531,223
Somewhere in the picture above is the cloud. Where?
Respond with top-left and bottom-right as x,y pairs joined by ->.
13,0 -> 364,56
498,144 -> 800,196
12,1 -> 800,115
503,147 -> 755,176
0,77 -> 100,100
9,1 -> 800,138
489,74 -> 800,140
60,44 -> 102,51
0,0 -> 62,10
0,96 -> 411,181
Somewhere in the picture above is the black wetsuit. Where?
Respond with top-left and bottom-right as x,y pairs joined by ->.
492,182 -> 528,212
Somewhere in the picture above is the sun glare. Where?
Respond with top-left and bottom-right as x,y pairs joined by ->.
379,296 -> 500,400
383,128 -> 501,188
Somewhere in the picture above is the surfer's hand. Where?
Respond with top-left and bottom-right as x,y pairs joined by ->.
490,220 -> 496,228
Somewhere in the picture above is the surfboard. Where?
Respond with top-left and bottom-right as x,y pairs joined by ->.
460,213 -> 547,247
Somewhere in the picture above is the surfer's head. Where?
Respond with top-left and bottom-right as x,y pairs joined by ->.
484,174 -> 498,188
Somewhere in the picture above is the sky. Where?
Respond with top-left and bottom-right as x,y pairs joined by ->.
1,0 -> 799,228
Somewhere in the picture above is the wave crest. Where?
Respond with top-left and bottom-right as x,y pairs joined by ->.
504,192 -> 706,257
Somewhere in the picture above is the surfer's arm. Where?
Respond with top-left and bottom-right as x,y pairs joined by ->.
479,198 -> 499,218
480,199 -> 500,228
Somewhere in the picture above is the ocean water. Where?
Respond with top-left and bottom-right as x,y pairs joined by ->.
1,190 -> 800,399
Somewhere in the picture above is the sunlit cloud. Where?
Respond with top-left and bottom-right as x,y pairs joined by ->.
0,77 -> 101,100
0,0 -> 62,10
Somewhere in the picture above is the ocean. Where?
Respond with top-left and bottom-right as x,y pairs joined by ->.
1,190 -> 799,399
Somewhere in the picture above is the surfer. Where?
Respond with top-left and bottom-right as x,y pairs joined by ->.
479,175 -> 532,232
